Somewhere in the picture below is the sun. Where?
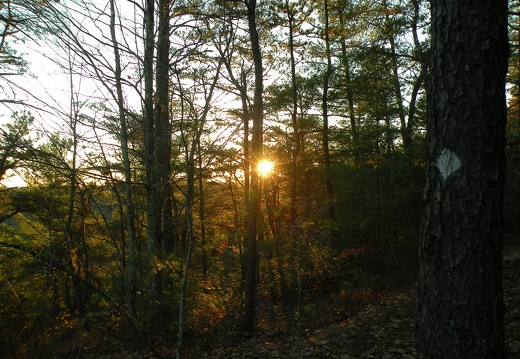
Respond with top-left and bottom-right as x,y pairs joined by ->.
257,159 -> 274,177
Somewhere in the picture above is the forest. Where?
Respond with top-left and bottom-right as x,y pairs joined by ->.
0,0 -> 518,358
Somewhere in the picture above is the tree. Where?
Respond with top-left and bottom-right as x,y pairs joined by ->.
108,0 -> 138,319
320,0 -> 336,221
335,0 -> 358,157
242,0 -> 264,334
0,111 -> 33,183
142,0 -> 161,315
0,111 -> 33,230
273,0 -> 310,230
0,0 -> 46,105
143,0 -> 173,317
415,1 -> 508,357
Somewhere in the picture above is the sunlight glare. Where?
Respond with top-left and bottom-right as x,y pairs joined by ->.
257,160 -> 274,177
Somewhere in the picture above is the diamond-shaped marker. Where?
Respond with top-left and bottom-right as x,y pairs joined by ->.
436,148 -> 461,180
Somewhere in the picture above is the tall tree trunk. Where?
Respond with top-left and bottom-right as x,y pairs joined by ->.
415,1 -> 508,357
239,69 -> 250,315
63,54 -> 86,318
405,0 -> 427,149
338,6 -> 357,157
156,0 -> 173,256
143,0 -> 159,314
177,156 -> 195,359
109,0 -> 137,319
287,9 -> 300,230
322,0 -> 336,221
284,6 -> 298,305
198,140 -> 208,278
242,0 -> 263,335
242,69 -> 251,219
151,0 -> 172,311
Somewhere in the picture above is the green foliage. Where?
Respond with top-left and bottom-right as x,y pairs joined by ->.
0,111 -> 34,182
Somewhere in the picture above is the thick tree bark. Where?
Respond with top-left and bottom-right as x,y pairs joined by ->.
147,0 -> 172,312
415,1 -> 508,358
155,0 -> 173,257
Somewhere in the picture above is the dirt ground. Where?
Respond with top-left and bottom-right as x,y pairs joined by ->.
57,243 -> 520,359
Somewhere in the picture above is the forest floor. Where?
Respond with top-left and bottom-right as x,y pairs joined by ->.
57,243 -> 520,359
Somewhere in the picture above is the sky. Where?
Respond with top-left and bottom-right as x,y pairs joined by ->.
1,0 -> 317,188
1,0 -> 141,187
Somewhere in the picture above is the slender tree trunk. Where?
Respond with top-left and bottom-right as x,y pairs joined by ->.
143,0 -> 160,315
288,12 -> 300,229
338,7 -> 357,158
405,0 -> 427,150
242,74 -> 251,214
242,0 -> 263,334
240,73 -> 251,314
341,39 -> 357,155
109,0 -> 137,319
283,10 -> 298,305
198,141 -> 208,278
382,0 -> 409,149
415,1 -> 508,357
63,53 -> 87,318
321,0 -> 336,221
177,159 -> 195,359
